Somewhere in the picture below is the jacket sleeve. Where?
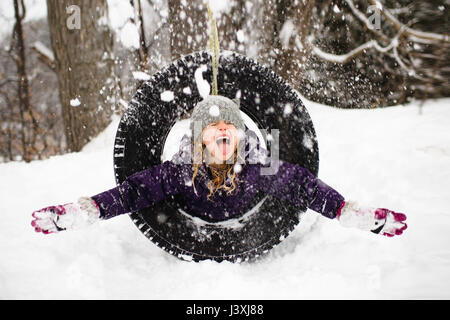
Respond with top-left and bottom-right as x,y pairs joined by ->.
91,161 -> 186,220
255,160 -> 345,219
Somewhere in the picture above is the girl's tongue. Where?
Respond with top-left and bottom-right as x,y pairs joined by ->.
216,136 -> 231,156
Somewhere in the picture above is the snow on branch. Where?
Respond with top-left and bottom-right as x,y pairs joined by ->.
311,40 -> 382,64
391,46 -> 423,80
367,0 -> 449,43
31,41 -> 55,71
309,0 -> 447,84
344,0 -> 389,42
308,30 -> 401,64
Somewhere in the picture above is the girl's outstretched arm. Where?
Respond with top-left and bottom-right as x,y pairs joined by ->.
91,161 -> 185,219
256,161 -> 407,237
256,160 -> 345,219
31,161 -> 186,234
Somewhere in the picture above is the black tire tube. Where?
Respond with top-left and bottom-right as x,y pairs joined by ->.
113,51 -> 319,262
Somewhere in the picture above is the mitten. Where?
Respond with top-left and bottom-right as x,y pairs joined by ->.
31,197 -> 100,234
337,201 -> 407,237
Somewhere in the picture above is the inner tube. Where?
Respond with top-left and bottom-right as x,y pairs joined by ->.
113,51 -> 319,262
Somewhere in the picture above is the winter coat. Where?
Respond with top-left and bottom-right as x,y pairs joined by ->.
91,129 -> 345,221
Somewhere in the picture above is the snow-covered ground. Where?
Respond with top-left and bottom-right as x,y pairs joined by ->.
1,96 -> 449,299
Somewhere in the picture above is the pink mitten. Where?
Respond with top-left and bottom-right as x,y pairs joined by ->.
31,197 -> 100,234
372,208 -> 407,237
337,201 -> 407,237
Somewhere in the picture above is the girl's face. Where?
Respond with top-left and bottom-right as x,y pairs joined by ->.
202,120 -> 238,164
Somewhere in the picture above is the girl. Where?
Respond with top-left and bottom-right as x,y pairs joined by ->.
31,95 -> 407,238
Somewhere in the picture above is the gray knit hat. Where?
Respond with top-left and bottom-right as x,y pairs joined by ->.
190,95 -> 245,143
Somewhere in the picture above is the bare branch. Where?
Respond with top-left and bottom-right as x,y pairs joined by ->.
19,0 -> 26,20
368,0 -> 450,43
388,4 -> 414,15
344,0 -> 390,42
392,47 -> 415,76
409,52 -> 446,60
0,77 -> 18,88
308,28 -> 403,64
310,40 -> 375,63
31,41 -> 56,71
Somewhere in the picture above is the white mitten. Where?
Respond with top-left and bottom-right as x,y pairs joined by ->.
337,201 -> 407,237
31,197 -> 100,234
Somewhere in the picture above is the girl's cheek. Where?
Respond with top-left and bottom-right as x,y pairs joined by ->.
203,135 -> 215,147
229,126 -> 237,137
229,128 -> 238,148
202,129 -> 214,145
205,143 -> 216,157
202,133 -> 215,152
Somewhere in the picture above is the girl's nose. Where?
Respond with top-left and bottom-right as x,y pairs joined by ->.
216,121 -> 227,130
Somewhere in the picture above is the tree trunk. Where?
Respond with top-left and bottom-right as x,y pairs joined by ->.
218,0 -> 247,54
166,0 -> 315,91
167,0 -> 250,59
47,0 -> 120,152
12,0 -> 37,162
257,0 -> 315,89
168,0 -> 208,60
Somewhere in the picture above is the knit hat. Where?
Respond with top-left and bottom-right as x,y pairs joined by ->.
190,95 -> 245,143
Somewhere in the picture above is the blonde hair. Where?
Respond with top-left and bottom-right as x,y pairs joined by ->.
191,135 -> 244,201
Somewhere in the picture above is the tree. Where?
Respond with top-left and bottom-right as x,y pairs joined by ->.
304,0 -> 449,108
163,0 -> 448,109
8,0 -> 38,162
168,0 -> 208,60
47,0 -> 120,152
166,0 -> 316,94
256,0 -> 316,88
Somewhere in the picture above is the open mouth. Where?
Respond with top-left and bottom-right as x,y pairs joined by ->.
215,136 -> 230,145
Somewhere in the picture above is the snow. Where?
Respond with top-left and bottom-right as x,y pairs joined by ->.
207,0 -> 231,18
279,19 -> 295,49
194,65 -> 211,99
32,41 -> 55,61
157,9 -> 167,19
283,103 -> 293,116
70,98 -> 81,107
118,21 -> 140,49
160,90 -> 175,102
107,0 -> 145,49
107,0 -> 135,30
132,71 -> 151,81
0,0 -> 47,38
1,97 -> 450,299
333,4 -> 341,13
236,30 -> 245,43
183,87 -> 192,95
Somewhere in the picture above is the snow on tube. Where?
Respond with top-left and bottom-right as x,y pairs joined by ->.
113,51 -> 319,263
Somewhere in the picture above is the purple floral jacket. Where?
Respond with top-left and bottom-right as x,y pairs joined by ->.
91,130 -> 345,221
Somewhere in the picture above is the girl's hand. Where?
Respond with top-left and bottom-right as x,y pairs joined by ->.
372,208 -> 407,237
31,197 -> 100,234
31,204 -> 69,234
337,201 -> 407,237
